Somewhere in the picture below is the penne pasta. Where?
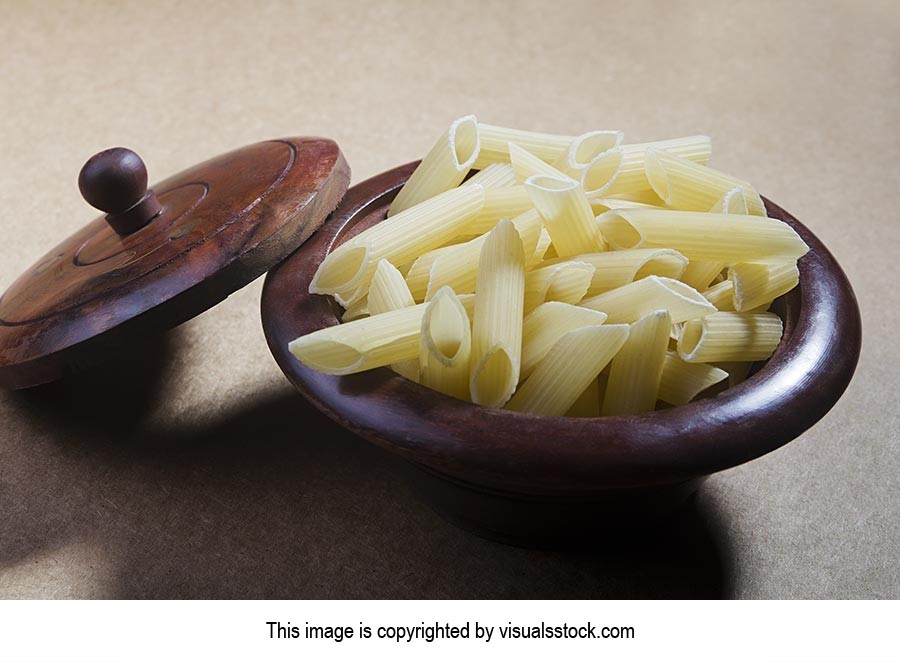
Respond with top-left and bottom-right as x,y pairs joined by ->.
469,219 -> 526,407
552,130 -> 624,175
368,259 -> 419,379
531,228 -> 553,266
463,162 -> 516,189
601,309 -> 671,415
579,275 -> 716,324
341,298 -> 369,322
680,261 -> 728,292
729,261 -> 800,312
543,248 -> 688,296
520,302 -> 609,380
591,135 -> 712,197
423,209 -> 542,301
644,148 -> 766,215
576,148 -> 624,197
404,244 -> 460,302
523,261 -> 595,313
468,185 -> 534,234
565,377 -> 602,417
509,143 -> 570,183
710,185 -> 753,214
310,185 -> 485,301
701,279 -> 736,311
526,174 -> 604,256
658,351 -> 729,406
597,208 -> 809,262
507,325 -> 630,416
389,115 -> 480,216
678,312 -> 783,363
419,286 -> 472,400
589,197 -> 665,214
473,123 -> 574,169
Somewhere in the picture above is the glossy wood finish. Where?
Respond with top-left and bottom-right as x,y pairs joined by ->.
0,138 -> 350,389
261,162 -> 862,543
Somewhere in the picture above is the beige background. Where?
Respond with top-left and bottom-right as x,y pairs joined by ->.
0,0 -> 897,598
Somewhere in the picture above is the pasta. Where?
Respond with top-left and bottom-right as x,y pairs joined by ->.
419,286 -> 472,400
523,261 -> 595,313
658,351 -> 729,406
580,275 -> 716,324
601,309 -> 671,415
473,123 -> 575,169
677,312 -> 784,363
701,279 -> 736,311
507,325 -> 630,416
310,185 -> 485,301
463,162 -> 516,189
368,259 -> 419,380
520,302 -> 609,379
543,248 -> 687,296
341,298 -> 369,322
552,130 -> 624,175
469,219 -> 526,407
592,135 -> 712,196
597,209 -> 810,262
710,185 -> 753,214
644,148 -> 766,215
389,115 -> 480,216
468,185 -> 534,234
509,143 -> 570,183
525,174 -> 604,256
729,261 -> 800,312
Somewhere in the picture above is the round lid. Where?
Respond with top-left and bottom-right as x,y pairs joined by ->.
0,137 -> 350,389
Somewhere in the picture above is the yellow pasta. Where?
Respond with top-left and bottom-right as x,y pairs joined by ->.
389,115 -> 480,216
543,248 -> 687,296
580,275 -> 716,324
473,123 -> 574,169
552,130 -> 623,175
341,298 -> 369,322
423,209 -> 542,301
419,286 -> 472,400
590,197 -> 665,214
677,312 -> 783,363
592,135 -> 712,196
523,261 -> 595,313
368,259 -> 419,380
464,162 -> 516,189
701,279 -> 736,311
531,228 -> 553,266
520,302 -> 609,379
644,148 -> 766,215
729,261 -> 800,312
469,219 -> 526,407
525,174 -> 604,257
565,377 -> 602,417
658,351 -> 729,406
310,185 -> 485,301
468,185 -> 533,234
509,143 -> 570,183
601,309 -> 671,415
710,185 -> 753,214
597,209 -> 809,262
576,148 -> 624,197
404,244 -> 460,302
507,325 -> 630,416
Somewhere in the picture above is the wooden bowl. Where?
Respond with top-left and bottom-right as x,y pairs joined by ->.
261,162 -> 862,546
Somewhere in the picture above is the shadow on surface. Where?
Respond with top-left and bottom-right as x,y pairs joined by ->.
1,337 -> 733,599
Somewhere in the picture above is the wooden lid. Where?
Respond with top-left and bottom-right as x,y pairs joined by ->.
0,137 -> 350,389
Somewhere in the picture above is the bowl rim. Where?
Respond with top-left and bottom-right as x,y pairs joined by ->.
261,161 -> 862,495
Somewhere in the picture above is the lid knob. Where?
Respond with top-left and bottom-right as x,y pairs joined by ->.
79,147 -> 163,236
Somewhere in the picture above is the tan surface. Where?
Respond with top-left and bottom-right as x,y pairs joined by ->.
0,0 -> 897,599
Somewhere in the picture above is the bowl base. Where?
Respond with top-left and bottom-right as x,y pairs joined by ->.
402,463 -> 707,549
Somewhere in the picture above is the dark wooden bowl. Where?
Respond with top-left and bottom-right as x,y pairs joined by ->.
261,162 -> 862,546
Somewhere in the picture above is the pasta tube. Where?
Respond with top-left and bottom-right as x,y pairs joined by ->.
601,309 -> 671,415
526,174 -> 605,257
468,185 -> 534,234
368,259 -> 419,379
591,135 -> 712,197
404,244 -> 459,302
552,130 -> 623,175
341,298 -> 369,322
509,143 -> 570,183
419,286 -> 472,400
710,185 -> 753,214
597,209 -> 809,262
520,302 -> 608,379
423,209 -> 542,301
389,115 -> 480,215
523,261 -> 595,313
702,279 -> 736,311
464,162 -> 516,189
543,248 -> 687,296
531,228 -> 553,266
473,123 -> 574,169
729,261 -> 800,312
507,325 -> 629,416
580,275 -> 716,324
644,148 -> 766,216
677,312 -> 783,363
469,219 -> 526,407
658,351 -> 728,406
577,148 -> 624,196
310,185 -> 485,300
